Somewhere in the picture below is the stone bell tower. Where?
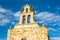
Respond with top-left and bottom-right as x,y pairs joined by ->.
7,3 -> 48,40
14,3 -> 39,28
19,3 -> 35,24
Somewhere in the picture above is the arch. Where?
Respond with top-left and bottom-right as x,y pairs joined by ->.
27,15 -> 30,23
26,8 -> 28,12
21,38 -> 26,40
22,15 -> 26,24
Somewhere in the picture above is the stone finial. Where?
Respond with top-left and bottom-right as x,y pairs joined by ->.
26,2 -> 29,5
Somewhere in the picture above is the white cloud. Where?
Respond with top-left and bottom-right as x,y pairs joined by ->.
35,11 -> 38,13
13,11 -> 20,21
0,6 -> 21,26
48,28 -> 57,31
35,12 -> 60,26
0,13 -> 5,18
0,19 -> 10,25
35,12 -> 55,20
57,8 -> 60,9
47,6 -> 50,8
14,11 -> 20,17
50,37 -> 60,40
0,7 -> 11,13
48,27 -> 60,37
57,28 -> 60,30
0,6 -> 13,26
11,22 -> 16,25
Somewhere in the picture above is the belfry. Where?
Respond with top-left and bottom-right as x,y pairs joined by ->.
19,3 -> 34,24
7,3 -> 49,40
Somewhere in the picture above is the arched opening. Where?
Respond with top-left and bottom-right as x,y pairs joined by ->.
26,8 -> 28,12
22,15 -> 26,24
27,15 -> 30,23
21,38 -> 26,40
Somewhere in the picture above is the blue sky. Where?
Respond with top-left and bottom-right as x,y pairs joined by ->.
0,0 -> 60,40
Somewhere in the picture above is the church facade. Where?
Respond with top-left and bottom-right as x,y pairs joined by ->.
7,3 -> 48,40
